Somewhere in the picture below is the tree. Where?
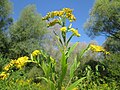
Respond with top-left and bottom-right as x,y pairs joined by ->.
84,0 -> 120,87
0,0 -> 13,55
9,5 -> 47,58
103,53 -> 120,87
103,37 -> 120,53
84,0 -> 120,39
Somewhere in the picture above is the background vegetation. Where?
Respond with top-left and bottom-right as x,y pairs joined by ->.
0,0 -> 120,90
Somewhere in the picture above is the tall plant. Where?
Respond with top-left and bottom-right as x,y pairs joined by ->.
42,8 -> 87,90
35,8 -> 109,90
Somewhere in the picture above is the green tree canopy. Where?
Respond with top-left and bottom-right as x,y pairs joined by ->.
9,5 -> 47,58
103,37 -> 120,53
84,0 -> 120,39
0,0 -> 13,55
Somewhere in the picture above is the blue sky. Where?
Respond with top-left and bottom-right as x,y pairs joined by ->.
10,0 -> 106,45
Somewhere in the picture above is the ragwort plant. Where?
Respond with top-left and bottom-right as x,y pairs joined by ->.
42,8 -> 85,90
0,8 -> 110,90
40,8 -> 109,90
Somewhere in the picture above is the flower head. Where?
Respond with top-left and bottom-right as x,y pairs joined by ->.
62,8 -> 73,14
0,72 -> 9,80
70,28 -> 80,37
42,8 -> 76,22
90,44 -> 105,52
60,27 -> 67,32
14,56 -> 29,69
4,64 -> 12,71
3,60 -> 15,71
32,50 -> 41,57
90,44 -> 110,54
66,13 -> 76,22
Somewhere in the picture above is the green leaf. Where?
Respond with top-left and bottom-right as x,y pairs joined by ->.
61,51 -> 67,81
70,57 -> 77,79
66,77 -> 86,90
66,42 -> 78,58
37,77 -> 56,90
67,34 -> 74,46
58,51 -> 68,89
79,44 -> 90,59
41,61 -> 49,78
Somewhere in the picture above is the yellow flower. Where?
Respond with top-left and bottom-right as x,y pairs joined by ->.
42,8 -> 76,23
70,28 -> 80,37
0,72 -> 9,80
60,27 -> 67,32
90,44 -> 105,52
3,64 -> 11,71
43,10 -> 64,20
14,56 -> 29,69
105,51 -> 110,55
66,13 -> 76,22
69,14 -> 76,22
3,60 -> 15,71
50,11 -> 59,18
90,44 -> 110,54
32,50 -> 41,57
42,12 -> 51,20
51,11 -> 59,18
58,11 -> 64,16
62,8 -> 73,14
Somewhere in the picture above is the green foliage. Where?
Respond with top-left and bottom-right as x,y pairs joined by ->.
103,37 -> 120,53
0,71 -> 48,90
103,53 -> 120,83
0,1 -> 119,89
83,1 -> 120,89
0,55 -> 10,71
76,64 -> 119,90
9,5 -> 47,58
0,0 -> 13,56
84,0 -> 120,39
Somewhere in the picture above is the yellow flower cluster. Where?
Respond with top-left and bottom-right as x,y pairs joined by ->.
60,27 -> 67,32
14,56 -> 29,69
32,50 -> 41,57
1,56 -> 28,79
4,60 -> 15,71
42,8 -> 76,23
70,28 -> 81,37
63,8 -> 73,14
0,72 -> 9,80
42,11 -> 64,20
90,44 -> 110,54
47,19 -> 60,27
51,11 -> 64,18
66,13 -> 76,22
3,56 -> 29,71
